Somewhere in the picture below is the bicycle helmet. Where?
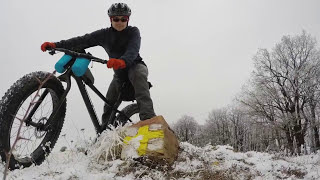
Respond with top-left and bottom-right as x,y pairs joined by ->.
108,3 -> 131,17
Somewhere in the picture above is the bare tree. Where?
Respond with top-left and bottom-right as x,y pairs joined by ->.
204,108 -> 231,146
228,107 -> 248,152
240,31 -> 320,154
174,31 -> 320,154
172,115 -> 199,144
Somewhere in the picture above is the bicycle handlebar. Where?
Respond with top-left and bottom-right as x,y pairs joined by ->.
48,48 -> 108,64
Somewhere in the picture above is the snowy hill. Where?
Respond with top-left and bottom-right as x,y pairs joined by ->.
1,126 -> 320,180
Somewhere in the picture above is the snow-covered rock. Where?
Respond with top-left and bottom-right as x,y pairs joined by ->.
121,116 -> 179,165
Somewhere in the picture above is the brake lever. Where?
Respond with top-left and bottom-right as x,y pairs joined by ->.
48,49 -> 56,55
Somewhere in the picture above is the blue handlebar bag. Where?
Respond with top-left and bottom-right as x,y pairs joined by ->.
72,57 -> 90,77
55,54 -> 72,73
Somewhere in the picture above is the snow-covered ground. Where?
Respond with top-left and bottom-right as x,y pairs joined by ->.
1,125 -> 320,180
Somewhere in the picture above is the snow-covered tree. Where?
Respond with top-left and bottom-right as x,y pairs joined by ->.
240,31 -> 320,154
172,115 -> 200,144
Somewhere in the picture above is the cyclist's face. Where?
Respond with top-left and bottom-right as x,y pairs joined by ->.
111,16 -> 128,31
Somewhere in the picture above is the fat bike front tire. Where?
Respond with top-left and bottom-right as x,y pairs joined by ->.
0,71 -> 66,170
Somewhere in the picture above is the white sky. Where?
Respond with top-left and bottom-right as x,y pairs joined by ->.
1,0 -> 320,139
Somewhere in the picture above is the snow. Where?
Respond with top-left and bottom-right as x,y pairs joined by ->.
1,126 -> 320,180
121,135 -> 143,159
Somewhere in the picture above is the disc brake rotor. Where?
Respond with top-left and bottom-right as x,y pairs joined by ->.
34,117 -> 48,138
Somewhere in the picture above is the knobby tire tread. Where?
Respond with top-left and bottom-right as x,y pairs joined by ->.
0,71 -> 66,169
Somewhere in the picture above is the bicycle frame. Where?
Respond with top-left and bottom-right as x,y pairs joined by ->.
25,56 -> 131,135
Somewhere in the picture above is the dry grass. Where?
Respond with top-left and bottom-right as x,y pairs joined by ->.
280,168 -> 307,179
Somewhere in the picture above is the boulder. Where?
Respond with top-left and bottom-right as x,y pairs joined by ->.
121,116 -> 179,165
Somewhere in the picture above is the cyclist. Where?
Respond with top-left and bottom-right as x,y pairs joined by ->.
41,3 -> 156,123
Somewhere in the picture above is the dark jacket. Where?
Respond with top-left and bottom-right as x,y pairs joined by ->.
55,26 -> 144,79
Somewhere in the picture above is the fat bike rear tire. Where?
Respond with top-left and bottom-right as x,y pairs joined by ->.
115,103 -> 140,126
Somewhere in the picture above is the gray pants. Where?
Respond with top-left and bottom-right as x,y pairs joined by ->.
102,63 -> 156,122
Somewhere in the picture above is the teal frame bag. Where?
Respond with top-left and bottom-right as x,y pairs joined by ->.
55,54 -> 72,73
72,57 -> 90,77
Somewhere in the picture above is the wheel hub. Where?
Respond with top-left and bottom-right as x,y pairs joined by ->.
34,117 -> 48,138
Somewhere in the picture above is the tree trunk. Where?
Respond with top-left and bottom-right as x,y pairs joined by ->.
285,127 -> 294,154
310,104 -> 320,151
314,126 -> 320,150
185,128 -> 188,142
294,125 -> 304,154
234,125 -> 238,151
274,128 -> 281,151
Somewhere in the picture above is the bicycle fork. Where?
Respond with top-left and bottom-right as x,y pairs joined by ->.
25,70 -> 72,132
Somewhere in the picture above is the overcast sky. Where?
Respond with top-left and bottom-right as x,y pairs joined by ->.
1,0 -> 320,139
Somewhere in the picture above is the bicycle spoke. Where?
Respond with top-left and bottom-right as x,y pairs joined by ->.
12,90 -> 54,159
18,140 -> 28,157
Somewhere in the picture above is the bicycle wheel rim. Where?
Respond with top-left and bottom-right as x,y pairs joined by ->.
9,88 -> 59,163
